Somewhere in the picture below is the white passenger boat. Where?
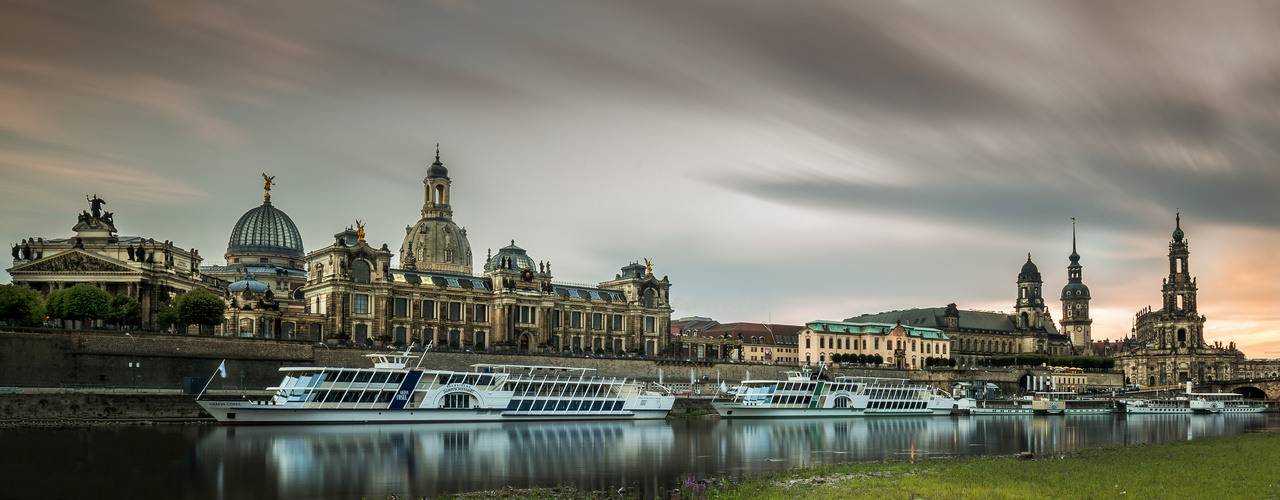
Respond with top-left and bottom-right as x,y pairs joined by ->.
710,370 -> 957,418
969,392 -> 1114,416
196,350 -> 674,424
1124,383 -> 1265,415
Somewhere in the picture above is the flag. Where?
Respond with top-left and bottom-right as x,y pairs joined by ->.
217,360 -> 227,379
720,381 -> 728,394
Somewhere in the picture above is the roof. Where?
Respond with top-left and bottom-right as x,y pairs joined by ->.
844,307 -> 1061,336
227,200 -> 304,259
698,322 -> 804,346
806,319 -> 948,340
202,265 -> 305,277
390,269 -> 492,290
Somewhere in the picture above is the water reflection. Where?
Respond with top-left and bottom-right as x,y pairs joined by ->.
2,414 -> 1274,500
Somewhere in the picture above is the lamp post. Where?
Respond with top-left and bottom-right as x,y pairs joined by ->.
124,332 -> 137,390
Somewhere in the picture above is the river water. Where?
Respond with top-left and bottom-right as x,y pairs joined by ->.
3,413 -> 1276,500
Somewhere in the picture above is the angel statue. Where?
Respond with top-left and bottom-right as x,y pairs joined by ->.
262,173 -> 276,200
644,258 -> 653,276
355,220 -> 365,242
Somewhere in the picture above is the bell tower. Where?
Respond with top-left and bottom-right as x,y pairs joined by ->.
1060,218 -> 1092,352
1161,211 -> 1202,348
1015,253 -> 1045,330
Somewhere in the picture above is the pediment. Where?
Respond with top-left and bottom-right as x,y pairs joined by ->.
10,250 -> 136,274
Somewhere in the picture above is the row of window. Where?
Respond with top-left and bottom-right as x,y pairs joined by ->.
505,399 -> 627,412
809,336 -> 948,355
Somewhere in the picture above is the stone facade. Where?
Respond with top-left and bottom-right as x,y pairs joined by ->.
799,320 -> 949,369
7,195 -> 224,327
298,151 -> 674,355
844,255 -> 1074,367
1115,214 -> 1243,385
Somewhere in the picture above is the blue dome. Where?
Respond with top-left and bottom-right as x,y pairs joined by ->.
487,241 -> 536,272
228,274 -> 270,293
227,200 -> 304,259
1017,255 -> 1041,282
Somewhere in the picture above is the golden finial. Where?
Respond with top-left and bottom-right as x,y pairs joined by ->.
262,173 -> 276,201
355,220 -> 365,242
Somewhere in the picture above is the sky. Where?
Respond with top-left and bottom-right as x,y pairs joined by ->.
2,1 -> 1279,357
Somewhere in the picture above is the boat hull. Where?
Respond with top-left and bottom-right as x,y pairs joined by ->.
710,401 -> 953,419
198,399 -> 673,425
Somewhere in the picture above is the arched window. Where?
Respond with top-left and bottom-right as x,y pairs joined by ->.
643,289 -> 656,308
805,337 -> 811,349
1178,328 -> 1187,343
354,323 -> 368,343
352,260 -> 371,283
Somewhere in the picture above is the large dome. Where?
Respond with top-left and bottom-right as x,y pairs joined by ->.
227,200 -> 304,259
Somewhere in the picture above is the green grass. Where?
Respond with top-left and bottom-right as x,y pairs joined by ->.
707,431 -> 1279,500
438,430 -> 1280,500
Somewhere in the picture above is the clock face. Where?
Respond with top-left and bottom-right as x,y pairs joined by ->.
1075,326 -> 1082,332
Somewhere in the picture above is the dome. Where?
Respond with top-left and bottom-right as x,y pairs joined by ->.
1172,213 -> 1184,242
399,217 -> 472,274
426,152 -> 448,179
228,273 -> 270,293
1017,254 -> 1041,282
1061,281 -> 1091,300
487,241 -> 536,272
227,200 -> 304,259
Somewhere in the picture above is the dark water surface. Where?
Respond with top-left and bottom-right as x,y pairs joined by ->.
3,414 -> 1277,500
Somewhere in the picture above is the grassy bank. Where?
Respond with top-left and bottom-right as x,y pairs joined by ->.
444,430 -> 1278,500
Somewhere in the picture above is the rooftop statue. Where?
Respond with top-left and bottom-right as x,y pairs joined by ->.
87,194 -> 105,218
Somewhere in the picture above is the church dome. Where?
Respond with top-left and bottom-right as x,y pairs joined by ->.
426,153 -> 449,179
486,241 -> 536,272
1017,255 -> 1041,282
1061,281 -> 1091,300
227,200 -> 304,259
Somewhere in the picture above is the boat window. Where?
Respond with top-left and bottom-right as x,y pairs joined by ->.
388,373 -> 405,384
567,401 -> 581,411
371,372 -> 389,384
353,372 -> 372,383
359,392 -> 378,403
556,400 -> 570,411
506,400 -> 521,411
531,401 -> 545,411
590,401 -> 604,411
476,375 -> 492,386
324,391 -> 342,403
342,391 -> 361,402
377,391 -> 395,403
518,400 -> 534,411
336,372 -> 356,383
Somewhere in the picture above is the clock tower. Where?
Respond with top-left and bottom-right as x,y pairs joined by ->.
1060,218 -> 1092,353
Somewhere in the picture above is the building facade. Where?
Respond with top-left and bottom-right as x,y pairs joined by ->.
1115,214 -> 1242,385
844,256 -> 1073,367
298,150 -> 674,355
799,320 -> 949,369
7,195 -> 224,327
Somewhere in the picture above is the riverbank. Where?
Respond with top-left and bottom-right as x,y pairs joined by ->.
447,429 -> 1279,499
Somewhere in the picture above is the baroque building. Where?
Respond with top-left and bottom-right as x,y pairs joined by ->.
299,150 -> 674,355
7,195 -> 223,327
844,255 -> 1072,366
1115,213 -> 1241,385
798,320 -> 949,369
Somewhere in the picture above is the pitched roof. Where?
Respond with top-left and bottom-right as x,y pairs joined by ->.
844,307 -> 1061,336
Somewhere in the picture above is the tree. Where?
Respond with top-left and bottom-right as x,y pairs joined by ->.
172,287 -> 226,335
108,294 -> 142,328
49,284 -> 111,327
872,354 -> 884,365
0,284 -> 45,326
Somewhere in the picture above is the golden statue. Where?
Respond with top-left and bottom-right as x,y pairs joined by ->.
355,220 -> 365,242
262,173 -> 276,200
644,258 -> 653,276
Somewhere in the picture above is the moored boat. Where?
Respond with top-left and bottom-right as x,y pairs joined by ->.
1124,383 -> 1265,415
711,370 -> 956,418
969,392 -> 1114,416
196,349 -> 674,424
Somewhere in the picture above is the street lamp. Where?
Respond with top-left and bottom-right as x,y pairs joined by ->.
124,332 -> 137,390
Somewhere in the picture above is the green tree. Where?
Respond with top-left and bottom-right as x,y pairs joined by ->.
872,354 -> 884,365
171,288 -> 226,335
49,284 -> 111,326
156,301 -> 179,330
108,294 -> 142,328
0,284 -> 45,326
